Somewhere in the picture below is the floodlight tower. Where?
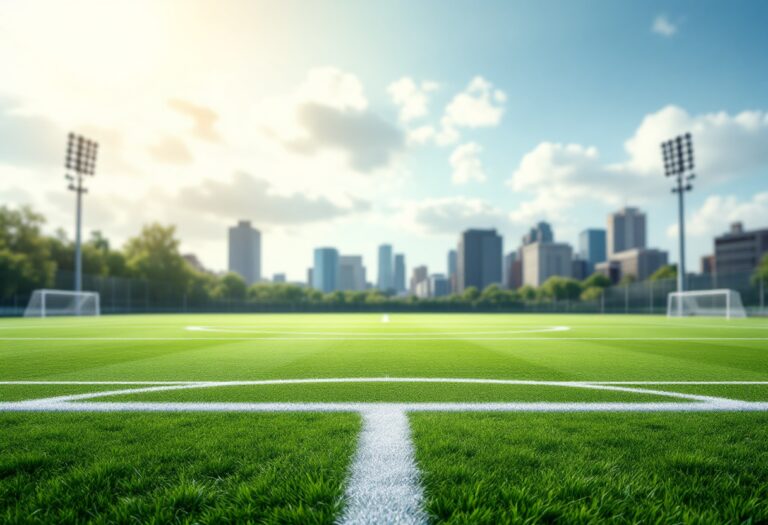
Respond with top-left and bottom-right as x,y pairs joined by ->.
660,133 -> 694,295
65,133 -> 99,294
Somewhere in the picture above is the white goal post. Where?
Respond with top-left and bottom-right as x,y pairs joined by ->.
667,289 -> 746,319
23,289 -> 101,317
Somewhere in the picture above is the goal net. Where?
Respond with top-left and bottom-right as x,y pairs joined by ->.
24,289 -> 101,317
667,289 -> 746,319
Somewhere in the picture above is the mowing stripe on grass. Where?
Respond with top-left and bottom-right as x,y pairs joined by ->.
338,408 -> 427,525
3,336 -> 768,341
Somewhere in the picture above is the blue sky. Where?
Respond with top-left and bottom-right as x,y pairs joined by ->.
1,0 -> 767,281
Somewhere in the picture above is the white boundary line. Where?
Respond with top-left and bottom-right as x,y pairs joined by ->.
2,337 -> 768,341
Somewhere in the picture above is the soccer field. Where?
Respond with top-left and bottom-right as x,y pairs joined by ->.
2,313 -> 768,523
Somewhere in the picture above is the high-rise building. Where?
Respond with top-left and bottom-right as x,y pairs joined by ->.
607,207 -> 646,257
377,244 -> 393,291
579,229 -> 606,273
429,274 -> 451,298
714,222 -> 768,276
410,265 -> 429,295
503,251 -> 522,289
394,254 -> 406,293
338,255 -> 367,291
571,257 -> 589,280
608,248 -> 668,281
312,248 -> 339,293
447,249 -> 458,293
522,221 -> 554,246
522,242 -> 573,287
457,229 -> 503,293
272,273 -> 286,283
228,220 -> 261,285
306,268 -> 313,288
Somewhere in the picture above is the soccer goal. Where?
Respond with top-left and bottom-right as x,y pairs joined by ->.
23,289 -> 101,317
667,289 -> 746,319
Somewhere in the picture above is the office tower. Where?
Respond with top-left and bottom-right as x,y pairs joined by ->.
377,244 -> 394,291
429,274 -> 451,298
338,255 -> 367,291
394,253 -> 406,293
714,222 -> 768,275
607,207 -> 646,257
522,242 -> 573,287
503,251 -> 521,289
306,268 -> 313,288
457,229 -> 503,293
522,221 -> 554,246
272,273 -> 286,283
571,258 -> 589,280
410,265 -> 429,295
579,229 -> 607,273
228,220 -> 261,285
447,249 -> 457,292
312,248 -> 339,293
604,248 -> 668,281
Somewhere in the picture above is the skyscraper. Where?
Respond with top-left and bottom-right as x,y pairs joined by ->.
338,255 -> 367,291
228,220 -> 261,285
377,244 -> 393,291
312,248 -> 339,293
457,229 -> 503,293
410,265 -> 429,295
522,221 -> 554,246
394,253 -> 406,293
607,207 -> 646,257
579,228 -> 607,273
522,242 -> 573,286
447,249 -> 457,292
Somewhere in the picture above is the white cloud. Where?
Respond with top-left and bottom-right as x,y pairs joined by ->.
507,106 -> 768,224
435,76 -> 506,146
396,196 -> 507,235
450,142 -> 487,185
407,125 -> 436,145
387,77 -> 439,123
652,15 -> 677,37
667,192 -> 768,239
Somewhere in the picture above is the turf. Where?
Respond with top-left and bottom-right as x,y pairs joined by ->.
2,313 -> 768,523
411,412 -> 768,524
2,314 -> 768,382
0,413 -> 359,524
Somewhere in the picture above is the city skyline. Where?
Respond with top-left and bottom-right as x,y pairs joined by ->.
1,1 -> 768,281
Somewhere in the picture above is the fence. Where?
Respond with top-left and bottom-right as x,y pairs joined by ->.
1,269 -> 765,316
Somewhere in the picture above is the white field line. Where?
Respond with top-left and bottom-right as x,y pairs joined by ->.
185,325 -> 572,335
3,380 -> 768,385
338,408 -> 427,525
2,337 -> 768,341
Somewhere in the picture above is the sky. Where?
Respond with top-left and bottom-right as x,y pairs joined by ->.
1,0 -> 767,282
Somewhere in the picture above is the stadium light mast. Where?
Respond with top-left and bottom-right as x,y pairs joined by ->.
660,133 -> 694,296
65,133 -> 99,294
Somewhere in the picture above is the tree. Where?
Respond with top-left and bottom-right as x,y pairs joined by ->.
517,285 -> 537,301
580,286 -> 604,301
216,272 -> 247,300
0,206 -> 55,297
649,264 -> 677,281
123,224 -> 192,299
461,286 -> 480,302
619,274 -> 637,286
540,276 -> 582,301
582,273 -> 611,289
752,254 -> 768,285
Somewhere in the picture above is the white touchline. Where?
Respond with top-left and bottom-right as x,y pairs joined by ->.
338,408 -> 427,525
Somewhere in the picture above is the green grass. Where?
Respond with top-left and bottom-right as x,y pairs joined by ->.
2,313 -> 768,523
411,413 -> 768,524
0,413 -> 358,524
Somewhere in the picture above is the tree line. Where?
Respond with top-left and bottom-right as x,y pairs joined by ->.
2,205 -> 765,307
